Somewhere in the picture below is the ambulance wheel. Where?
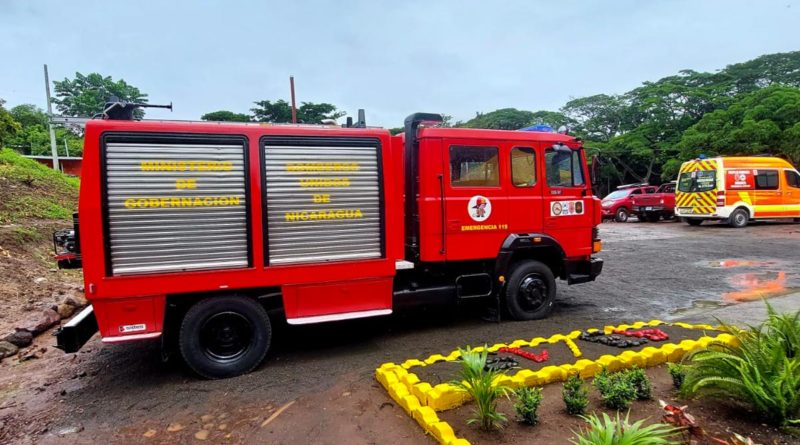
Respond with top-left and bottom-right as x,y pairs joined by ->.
505,260 -> 556,321
614,208 -> 629,223
179,296 -> 271,379
685,218 -> 703,226
728,208 -> 749,228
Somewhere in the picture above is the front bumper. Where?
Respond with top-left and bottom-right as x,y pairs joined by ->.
566,258 -> 604,285
54,305 -> 98,353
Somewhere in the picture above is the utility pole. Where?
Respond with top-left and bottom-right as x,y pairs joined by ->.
44,64 -> 60,171
290,75 -> 297,124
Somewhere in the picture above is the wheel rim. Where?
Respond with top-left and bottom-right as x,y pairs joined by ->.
199,312 -> 253,362
518,274 -> 548,312
735,212 -> 746,226
617,209 -> 628,221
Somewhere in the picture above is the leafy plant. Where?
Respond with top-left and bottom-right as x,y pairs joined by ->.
450,346 -> 511,431
626,367 -> 652,400
570,412 -> 680,445
593,367 -> 637,410
514,386 -> 543,425
667,363 -> 686,390
682,304 -> 800,426
563,374 -> 589,415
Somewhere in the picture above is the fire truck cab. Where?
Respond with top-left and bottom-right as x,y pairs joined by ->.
55,110 -> 603,378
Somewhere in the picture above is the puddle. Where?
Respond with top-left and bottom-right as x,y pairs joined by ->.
723,271 -> 800,302
670,299 -> 731,317
703,259 -> 780,268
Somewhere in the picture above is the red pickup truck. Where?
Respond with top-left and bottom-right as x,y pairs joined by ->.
631,182 -> 676,222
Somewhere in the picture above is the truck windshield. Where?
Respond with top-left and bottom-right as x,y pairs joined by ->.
678,170 -> 716,193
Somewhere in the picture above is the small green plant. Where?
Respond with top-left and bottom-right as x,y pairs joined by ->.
667,363 -> 686,390
682,303 -> 800,426
593,367 -> 637,410
450,346 -> 511,431
626,366 -> 652,400
562,374 -> 589,415
570,412 -> 681,445
514,386 -> 543,425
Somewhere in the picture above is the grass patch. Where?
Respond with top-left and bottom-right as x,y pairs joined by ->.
0,148 -> 78,222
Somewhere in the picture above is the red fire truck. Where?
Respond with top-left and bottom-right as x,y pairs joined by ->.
54,107 -> 603,378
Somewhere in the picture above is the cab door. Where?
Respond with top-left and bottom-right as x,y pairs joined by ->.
783,169 -> 800,216
754,169 -> 782,217
507,146 -> 543,234
442,140 -> 509,261
542,145 -> 593,257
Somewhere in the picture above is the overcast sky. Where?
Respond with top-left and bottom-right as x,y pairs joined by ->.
1,0 -> 798,126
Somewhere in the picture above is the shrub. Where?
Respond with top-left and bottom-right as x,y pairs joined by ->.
667,363 -> 686,390
626,367 -> 652,400
563,374 -> 589,415
682,304 -> 800,426
450,346 -> 511,431
593,367 -> 637,410
570,412 -> 681,445
514,386 -> 543,425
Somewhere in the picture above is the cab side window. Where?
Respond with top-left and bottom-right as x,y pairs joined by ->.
645,187 -> 656,193
630,189 -> 642,195
510,147 -> 536,187
545,147 -> 584,187
449,146 -> 499,187
755,170 -> 779,190
786,170 -> 800,188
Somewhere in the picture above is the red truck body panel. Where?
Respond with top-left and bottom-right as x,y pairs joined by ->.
631,183 -> 676,220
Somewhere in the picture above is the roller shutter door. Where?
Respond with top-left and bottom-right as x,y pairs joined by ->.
263,137 -> 383,265
104,141 -> 249,275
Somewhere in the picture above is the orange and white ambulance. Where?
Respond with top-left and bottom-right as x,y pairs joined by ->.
675,156 -> 800,228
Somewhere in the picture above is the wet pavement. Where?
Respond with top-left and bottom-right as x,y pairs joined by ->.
1,219 -> 799,444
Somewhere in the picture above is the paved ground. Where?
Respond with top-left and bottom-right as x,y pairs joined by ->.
1,219 -> 799,444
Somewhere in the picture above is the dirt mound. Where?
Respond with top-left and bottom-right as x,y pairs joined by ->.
0,148 -> 81,346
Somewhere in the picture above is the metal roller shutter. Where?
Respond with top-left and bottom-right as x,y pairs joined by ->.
263,139 -> 383,265
105,142 -> 249,275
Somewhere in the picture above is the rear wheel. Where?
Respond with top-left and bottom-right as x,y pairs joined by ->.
728,208 -> 749,228
685,218 -> 703,226
614,207 -> 629,223
179,296 -> 271,379
504,260 -> 556,321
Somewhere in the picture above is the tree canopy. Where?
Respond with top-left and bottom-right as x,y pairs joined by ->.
250,99 -> 345,124
52,72 -> 148,118
0,99 -> 22,147
200,110 -> 252,122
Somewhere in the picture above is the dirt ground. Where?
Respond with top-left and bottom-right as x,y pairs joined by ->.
1,220 -> 799,444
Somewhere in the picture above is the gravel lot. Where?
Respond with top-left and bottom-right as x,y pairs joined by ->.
1,219 -> 799,444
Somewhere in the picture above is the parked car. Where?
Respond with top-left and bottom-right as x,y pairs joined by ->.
601,184 -> 657,222
631,182 -> 676,222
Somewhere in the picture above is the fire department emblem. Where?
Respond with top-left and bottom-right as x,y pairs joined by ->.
468,195 -> 492,222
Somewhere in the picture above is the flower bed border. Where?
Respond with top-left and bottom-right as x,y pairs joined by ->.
374,320 -> 737,445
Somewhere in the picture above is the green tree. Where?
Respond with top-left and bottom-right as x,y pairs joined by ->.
677,85 -> 800,168
0,99 -> 22,147
5,104 -> 83,156
251,99 -> 345,124
201,110 -> 252,122
462,108 -> 535,130
52,72 -> 148,118
721,51 -> 800,95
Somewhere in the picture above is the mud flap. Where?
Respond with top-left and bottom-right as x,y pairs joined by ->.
55,305 -> 98,353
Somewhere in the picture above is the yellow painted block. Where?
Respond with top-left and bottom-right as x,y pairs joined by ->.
696,336 -> 714,348
615,324 -> 631,332
412,382 -> 433,404
573,359 -> 599,379
631,321 -> 646,329
412,406 -> 440,429
530,337 -> 547,346
493,375 -> 518,390
586,328 -> 599,334
508,339 -> 529,348
547,334 -> 566,343
377,370 -> 399,389
714,333 -> 738,347
596,355 -> 623,372
640,347 -> 666,366
428,421 -> 456,444
378,362 -> 398,371
402,373 -> 420,388
445,351 -> 461,361
603,325 -> 614,335
424,354 -> 448,365
619,350 -> 645,368
538,365 -> 566,383
389,382 -> 410,404
661,344 -> 686,362
672,322 -> 692,329
679,339 -> 699,353
428,385 -> 469,411
401,359 -> 425,369
564,338 -> 582,357
400,394 -> 421,415
447,439 -> 471,445
393,367 -> 409,380
511,369 -> 535,386
568,330 -> 582,338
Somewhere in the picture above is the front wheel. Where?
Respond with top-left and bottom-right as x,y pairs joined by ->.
179,296 -> 272,379
504,260 -> 556,321
728,208 -> 749,228
614,207 -> 629,223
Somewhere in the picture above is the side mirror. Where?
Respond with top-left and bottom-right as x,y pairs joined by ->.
590,155 -> 601,186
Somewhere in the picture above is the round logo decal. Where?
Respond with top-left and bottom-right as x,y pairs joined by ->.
468,195 -> 492,222
552,202 -> 563,216
575,201 -> 583,214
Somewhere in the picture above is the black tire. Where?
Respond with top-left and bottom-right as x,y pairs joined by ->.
685,218 -> 703,226
645,213 -> 660,223
504,260 -> 556,321
728,208 -> 749,228
179,296 -> 271,379
793,218 -> 800,223
614,207 -> 629,223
